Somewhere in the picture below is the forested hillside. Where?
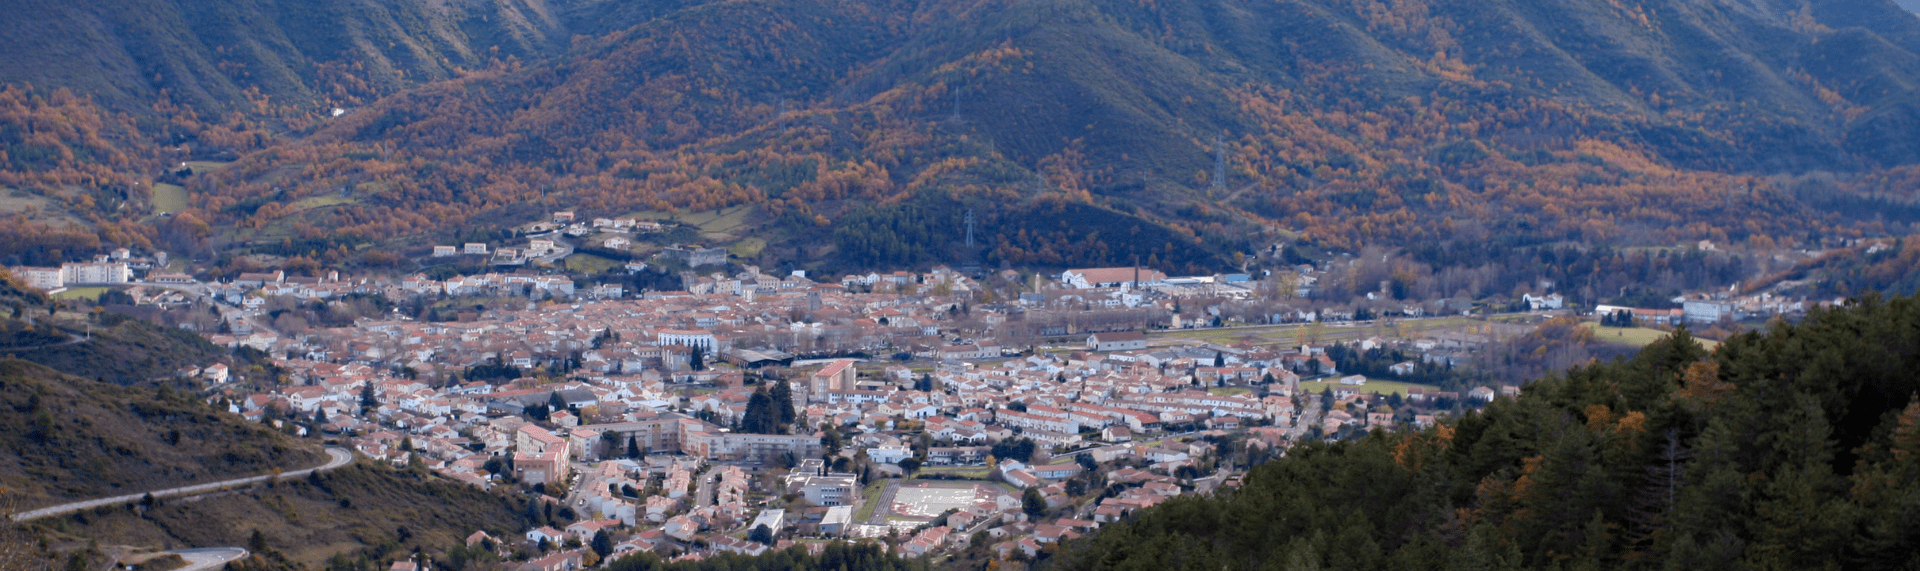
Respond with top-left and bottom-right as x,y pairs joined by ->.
9,0 -> 1920,273
1051,295 -> 1920,570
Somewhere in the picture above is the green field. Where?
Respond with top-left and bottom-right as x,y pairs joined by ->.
52,287 -> 112,300
624,206 -> 757,240
1297,378 -> 1437,397
914,466 -> 991,479
183,160 -> 232,172
151,182 -> 188,214
288,194 -> 357,211
1583,323 -> 1720,350
729,237 -> 767,258
564,253 -> 622,274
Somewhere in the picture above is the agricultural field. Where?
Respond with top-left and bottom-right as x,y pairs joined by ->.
150,183 -> 188,214
1296,378 -> 1438,397
564,253 -> 622,274
51,287 -> 111,301
1583,322 -> 1720,350
183,160 -> 232,172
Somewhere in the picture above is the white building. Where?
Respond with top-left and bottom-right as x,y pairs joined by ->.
797,474 -> 859,506
1060,267 -> 1168,289
62,262 -> 130,285
1087,331 -> 1148,352
1522,293 -> 1564,310
12,267 -> 63,290
657,329 -> 717,351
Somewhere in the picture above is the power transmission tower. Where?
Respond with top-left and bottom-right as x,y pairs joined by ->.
964,210 -> 976,248
1212,134 -> 1228,191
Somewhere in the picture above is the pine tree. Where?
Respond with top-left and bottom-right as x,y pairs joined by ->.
591,530 -> 614,558
770,380 -> 796,430
358,382 -> 379,417
626,435 -> 641,459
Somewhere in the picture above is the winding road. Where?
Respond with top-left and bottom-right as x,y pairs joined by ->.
8,447 -> 353,522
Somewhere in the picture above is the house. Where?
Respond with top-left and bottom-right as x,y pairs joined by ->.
1088,331 -> 1148,352
519,550 -> 583,571
526,526 -> 566,545
566,519 -> 619,540
1522,293 -> 1564,310
663,515 -> 700,541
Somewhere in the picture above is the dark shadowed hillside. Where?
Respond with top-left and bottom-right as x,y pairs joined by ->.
0,359 -> 325,509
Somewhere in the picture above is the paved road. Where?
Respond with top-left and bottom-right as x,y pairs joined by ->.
693,464 -> 721,509
1291,395 -> 1323,441
866,480 -> 902,525
9,447 -> 352,522
170,548 -> 248,571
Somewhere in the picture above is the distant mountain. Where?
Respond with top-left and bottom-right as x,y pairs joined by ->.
11,0 -> 1920,272
0,0 -> 579,114
0,359 -> 324,508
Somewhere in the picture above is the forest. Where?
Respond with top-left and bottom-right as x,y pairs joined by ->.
1046,295 -> 1920,570
9,0 -> 1920,279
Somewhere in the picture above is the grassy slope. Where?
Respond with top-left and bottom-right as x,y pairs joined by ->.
48,462 -> 530,565
0,359 -> 325,509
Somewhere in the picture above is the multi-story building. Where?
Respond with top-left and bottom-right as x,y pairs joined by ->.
61,262 -> 130,285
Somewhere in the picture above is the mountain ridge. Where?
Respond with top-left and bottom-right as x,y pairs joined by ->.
10,0 -> 1920,273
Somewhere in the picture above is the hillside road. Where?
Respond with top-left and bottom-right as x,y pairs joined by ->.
8,447 -> 352,522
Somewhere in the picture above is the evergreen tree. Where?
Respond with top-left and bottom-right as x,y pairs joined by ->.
769,380 -> 796,429
690,345 -> 706,371
591,530 -> 614,558
626,435 -> 641,459
358,382 -> 379,416
1022,487 -> 1047,519
743,389 -> 777,434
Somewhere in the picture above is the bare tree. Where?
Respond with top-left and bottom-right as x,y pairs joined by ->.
0,487 -> 49,571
